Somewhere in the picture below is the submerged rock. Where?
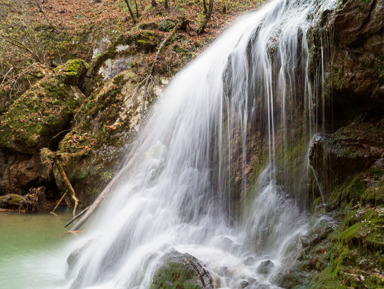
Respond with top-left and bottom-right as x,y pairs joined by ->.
151,249 -> 214,289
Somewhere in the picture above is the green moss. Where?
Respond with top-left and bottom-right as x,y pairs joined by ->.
329,176 -> 366,207
0,194 -> 23,209
135,31 -> 161,52
151,262 -> 201,289
310,207 -> 384,288
0,65 -> 85,150
54,59 -> 89,85
361,185 -> 384,206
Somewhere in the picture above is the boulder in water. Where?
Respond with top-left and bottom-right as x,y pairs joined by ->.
151,249 -> 214,289
256,260 -> 274,275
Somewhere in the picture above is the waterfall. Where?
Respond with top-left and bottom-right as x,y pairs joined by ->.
60,0 -> 337,288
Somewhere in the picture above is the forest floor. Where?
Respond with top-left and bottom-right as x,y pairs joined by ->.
0,0 -> 263,88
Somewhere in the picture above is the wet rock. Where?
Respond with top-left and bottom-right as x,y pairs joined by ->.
0,153 -> 46,195
256,260 -> 274,274
237,278 -> 270,289
326,0 -> 384,128
243,256 -> 256,266
0,194 -> 24,209
22,186 -> 47,212
309,120 -> 384,199
151,249 -> 214,289
0,186 -> 46,212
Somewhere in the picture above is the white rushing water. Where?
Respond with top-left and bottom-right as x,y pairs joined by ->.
17,0 -> 337,288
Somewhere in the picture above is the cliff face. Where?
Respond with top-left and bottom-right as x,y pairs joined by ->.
329,0 -> 384,129
284,0 -> 384,287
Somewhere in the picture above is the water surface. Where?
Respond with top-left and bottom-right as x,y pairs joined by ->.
0,209 -> 73,289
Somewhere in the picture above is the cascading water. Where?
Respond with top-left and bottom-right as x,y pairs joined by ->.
20,0 -> 337,288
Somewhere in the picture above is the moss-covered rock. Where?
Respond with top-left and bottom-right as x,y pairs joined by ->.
0,60 -> 88,153
54,59 -> 89,86
151,249 -> 214,289
309,207 -> 384,288
0,194 -> 24,209
0,59 -> 88,197
55,69 -> 164,204
138,22 -> 159,30
0,187 -> 47,212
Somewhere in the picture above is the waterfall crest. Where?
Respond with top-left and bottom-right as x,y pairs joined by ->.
63,0 -> 337,288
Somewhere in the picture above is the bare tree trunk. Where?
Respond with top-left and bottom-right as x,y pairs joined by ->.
51,190 -> 68,215
202,0 -> 208,14
134,0 -> 139,17
197,0 -> 214,34
152,0 -> 157,7
123,0 -> 137,23
164,0 -> 169,9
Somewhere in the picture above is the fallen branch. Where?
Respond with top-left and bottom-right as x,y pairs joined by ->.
40,148 -> 79,216
0,34 -> 43,63
54,158 -> 79,216
70,154 -> 138,231
51,190 -> 68,215
0,66 -> 14,86
64,205 -> 90,228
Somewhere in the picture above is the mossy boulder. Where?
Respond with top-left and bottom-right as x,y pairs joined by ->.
55,69 -> 164,204
151,249 -> 214,289
0,59 -> 88,197
54,59 -> 89,86
0,194 -> 24,209
0,187 -> 47,212
0,60 -> 88,153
